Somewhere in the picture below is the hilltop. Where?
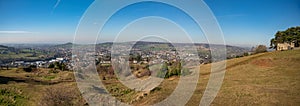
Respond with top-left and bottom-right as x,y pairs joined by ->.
52,42 -> 74,48
0,49 -> 299,105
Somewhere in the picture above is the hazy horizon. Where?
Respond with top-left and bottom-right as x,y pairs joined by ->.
0,40 -> 255,48
1,0 -> 300,47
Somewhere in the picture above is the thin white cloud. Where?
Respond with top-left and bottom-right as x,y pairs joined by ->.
51,0 -> 61,14
0,35 -> 72,43
53,0 -> 61,9
0,31 -> 38,34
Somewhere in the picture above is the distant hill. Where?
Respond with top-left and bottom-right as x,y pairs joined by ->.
0,45 -> 9,50
0,45 -> 54,64
0,45 -> 18,64
53,41 -> 248,51
0,45 -> 18,54
95,41 -> 250,57
95,41 -> 248,49
53,42 -> 74,48
1,44 -> 55,49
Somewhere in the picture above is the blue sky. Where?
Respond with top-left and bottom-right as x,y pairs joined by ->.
0,0 -> 299,47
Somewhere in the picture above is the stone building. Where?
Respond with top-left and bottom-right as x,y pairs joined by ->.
276,42 -> 295,51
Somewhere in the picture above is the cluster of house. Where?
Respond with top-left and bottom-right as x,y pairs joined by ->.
1,57 -> 71,69
1,43 -> 219,70
94,46 -> 208,66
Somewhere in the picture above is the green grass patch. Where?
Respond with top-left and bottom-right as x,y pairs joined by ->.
43,75 -> 56,80
0,87 -> 28,106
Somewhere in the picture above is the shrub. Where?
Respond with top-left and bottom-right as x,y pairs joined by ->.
22,66 -> 37,72
255,45 -> 267,54
156,62 -> 191,78
23,67 -> 32,72
48,70 -> 59,74
0,87 -> 27,106
156,62 -> 168,78
40,86 -> 86,106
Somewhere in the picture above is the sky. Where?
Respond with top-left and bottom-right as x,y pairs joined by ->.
0,0 -> 299,47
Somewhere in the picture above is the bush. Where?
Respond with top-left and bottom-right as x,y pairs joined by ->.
255,45 -> 267,54
0,87 -> 27,106
48,64 -> 55,68
23,67 -> 32,72
48,70 -> 59,74
156,62 -> 191,78
22,66 -> 37,72
48,62 -> 67,71
40,86 -> 86,106
156,62 -> 168,78
243,52 -> 249,56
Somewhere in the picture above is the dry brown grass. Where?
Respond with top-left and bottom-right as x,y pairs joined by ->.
134,49 -> 300,105
0,68 -> 80,106
39,83 -> 87,106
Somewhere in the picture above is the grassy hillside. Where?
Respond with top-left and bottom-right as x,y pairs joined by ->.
0,49 -> 299,105
135,49 -> 300,105
209,49 -> 300,105
0,68 -> 82,106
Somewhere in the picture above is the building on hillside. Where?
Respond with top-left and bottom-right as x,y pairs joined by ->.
276,42 -> 295,51
14,61 -> 24,66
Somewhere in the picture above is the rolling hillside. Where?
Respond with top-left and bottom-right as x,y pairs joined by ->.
135,49 -> 300,105
0,49 -> 299,105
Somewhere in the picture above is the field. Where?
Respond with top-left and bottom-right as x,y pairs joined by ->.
0,47 -> 55,64
0,49 -> 300,105
0,68 -> 83,106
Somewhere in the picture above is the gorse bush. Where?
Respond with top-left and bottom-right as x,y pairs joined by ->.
156,62 -> 190,78
48,62 -> 67,71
